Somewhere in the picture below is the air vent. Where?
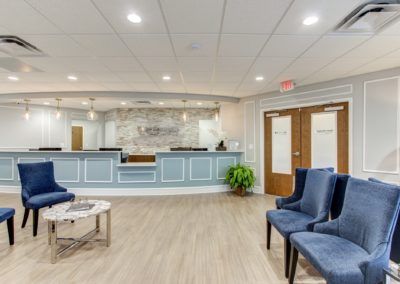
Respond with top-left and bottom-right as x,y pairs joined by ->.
0,35 -> 44,57
334,1 -> 400,34
133,101 -> 152,105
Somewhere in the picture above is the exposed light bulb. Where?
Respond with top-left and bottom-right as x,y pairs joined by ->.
214,102 -> 220,122
182,100 -> 187,122
215,112 -> 219,122
86,98 -> 98,121
24,111 -> 30,121
55,111 -> 61,120
55,98 -> 62,120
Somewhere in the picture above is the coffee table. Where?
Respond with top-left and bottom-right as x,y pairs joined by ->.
42,200 -> 111,264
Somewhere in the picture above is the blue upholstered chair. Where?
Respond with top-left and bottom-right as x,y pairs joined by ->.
330,173 -> 351,219
18,161 -> 75,236
289,178 -> 400,284
0,208 -> 15,245
275,167 -> 334,209
266,169 -> 337,278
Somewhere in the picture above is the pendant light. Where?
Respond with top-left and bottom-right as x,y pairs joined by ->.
23,99 -> 30,120
55,98 -> 62,120
214,102 -> 220,122
87,98 -> 98,121
182,100 -> 187,122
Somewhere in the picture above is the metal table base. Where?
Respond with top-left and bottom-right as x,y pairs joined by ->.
48,209 -> 111,264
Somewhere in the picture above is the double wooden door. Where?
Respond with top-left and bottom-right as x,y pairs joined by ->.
264,102 -> 349,196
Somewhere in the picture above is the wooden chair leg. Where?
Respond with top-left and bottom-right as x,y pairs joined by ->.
289,246 -> 299,284
266,220 -> 271,249
21,208 -> 29,228
7,216 -> 14,245
284,238 -> 291,278
33,209 -> 39,237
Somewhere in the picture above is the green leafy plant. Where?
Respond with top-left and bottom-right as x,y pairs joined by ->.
225,163 -> 255,195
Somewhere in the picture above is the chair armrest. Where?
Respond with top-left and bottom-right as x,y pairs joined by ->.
313,219 -> 340,236
21,187 -> 30,206
358,243 -> 390,284
306,211 -> 330,231
54,183 -> 67,192
276,195 -> 300,208
282,200 -> 301,212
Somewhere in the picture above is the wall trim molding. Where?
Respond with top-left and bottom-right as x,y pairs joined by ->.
118,171 -> 157,183
0,157 -> 14,181
216,156 -> 237,180
50,157 -> 80,183
161,157 -> 185,182
84,158 -> 113,183
189,157 -> 212,181
244,101 -> 256,163
362,76 -> 400,175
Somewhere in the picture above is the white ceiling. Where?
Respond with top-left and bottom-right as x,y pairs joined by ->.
0,0 -> 399,98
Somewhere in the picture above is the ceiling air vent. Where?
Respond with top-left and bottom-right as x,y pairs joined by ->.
334,1 -> 400,34
0,35 -> 44,57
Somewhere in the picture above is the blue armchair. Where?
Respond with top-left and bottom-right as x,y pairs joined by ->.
275,167 -> 334,209
289,177 -> 400,284
266,169 -> 337,278
0,208 -> 15,245
18,161 -> 75,237
330,173 -> 351,219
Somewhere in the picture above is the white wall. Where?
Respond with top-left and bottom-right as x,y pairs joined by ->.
240,66 -> 400,187
220,103 -> 244,149
0,104 -> 105,150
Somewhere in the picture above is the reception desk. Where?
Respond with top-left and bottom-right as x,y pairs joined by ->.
0,150 -> 242,195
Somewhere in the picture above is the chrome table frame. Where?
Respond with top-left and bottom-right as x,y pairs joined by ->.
48,209 -> 111,264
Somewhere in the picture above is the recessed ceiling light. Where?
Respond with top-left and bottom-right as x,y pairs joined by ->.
197,102 -> 203,105
162,75 -> 171,81
255,76 -> 264,81
191,43 -> 201,50
121,102 -> 127,105
127,13 -> 142,24
67,75 -> 78,81
158,102 -> 164,105
8,76 -> 19,81
81,101 -> 88,105
43,102 -> 50,105
303,16 -> 319,26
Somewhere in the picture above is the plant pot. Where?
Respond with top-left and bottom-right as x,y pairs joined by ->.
235,187 -> 246,196
216,146 -> 227,151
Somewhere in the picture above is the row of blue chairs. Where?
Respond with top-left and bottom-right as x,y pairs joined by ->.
0,162 -> 75,245
266,167 -> 400,284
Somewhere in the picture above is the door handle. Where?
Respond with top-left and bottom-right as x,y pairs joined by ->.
292,152 -> 301,157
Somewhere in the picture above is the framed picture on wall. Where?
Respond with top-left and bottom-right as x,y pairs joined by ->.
228,140 -> 240,151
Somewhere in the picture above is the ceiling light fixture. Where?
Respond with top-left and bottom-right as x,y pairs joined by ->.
81,101 -> 88,105
55,98 -> 62,120
162,75 -> 171,81
67,75 -> 78,81
197,102 -> 203,106
255,76 -> 264,81
23,99 -> 30,120
43,102 -> 50,105
182,100 -> 187,122
303,16 -> 319,26
8,75 -> 19,81
214,102 -> 220,122
87,98 -> 98,121
127,13 -> 142,24
121,102 -> 127,105
158,102 -> 164,105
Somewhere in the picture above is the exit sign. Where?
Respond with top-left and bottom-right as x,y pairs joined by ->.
280,80 -> 295,93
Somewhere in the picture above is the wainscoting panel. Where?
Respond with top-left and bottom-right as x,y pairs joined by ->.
51,158 -> 80,183
161,158 -> 185,182
118,171 -> 156,183
85,158 -> 113,183
363,77 -> 399,174
0,158 -> 14,180
217,157 -> 236,180
190,158 -> 212,181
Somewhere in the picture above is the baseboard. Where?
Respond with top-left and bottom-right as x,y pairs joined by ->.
0,185 -> 232,196
252,186 -> 263,194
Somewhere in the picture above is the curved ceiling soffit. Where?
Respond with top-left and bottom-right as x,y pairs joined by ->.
0,91 -> 240,103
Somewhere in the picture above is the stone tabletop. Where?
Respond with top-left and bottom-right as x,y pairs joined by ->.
42,200 -> 111,221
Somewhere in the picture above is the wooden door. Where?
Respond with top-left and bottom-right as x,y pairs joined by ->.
71,126 -> 83,151
264,109 -> 301,196
300,102 -> 349,173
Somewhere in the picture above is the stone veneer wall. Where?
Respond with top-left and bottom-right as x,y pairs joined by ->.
106,108 -> 215,153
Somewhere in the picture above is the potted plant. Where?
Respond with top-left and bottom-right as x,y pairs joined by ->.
225,163 -> 255,196
216,140 -> 227,151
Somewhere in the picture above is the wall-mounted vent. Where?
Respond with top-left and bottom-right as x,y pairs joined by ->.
133,101 -> 152,105
334,1 -> 400,34
0,35 -> 44,57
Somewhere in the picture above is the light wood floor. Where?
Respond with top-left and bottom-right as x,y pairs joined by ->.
0,192 -> 323,284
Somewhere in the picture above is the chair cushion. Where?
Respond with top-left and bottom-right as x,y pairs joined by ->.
291,232 -> 367,284
0,208 -> 15,223
266,209 -> 314,239
25,192 -> 75,209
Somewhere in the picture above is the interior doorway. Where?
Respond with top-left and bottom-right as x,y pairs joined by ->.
264,102 -> 349,196
71,126 -> 83,151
